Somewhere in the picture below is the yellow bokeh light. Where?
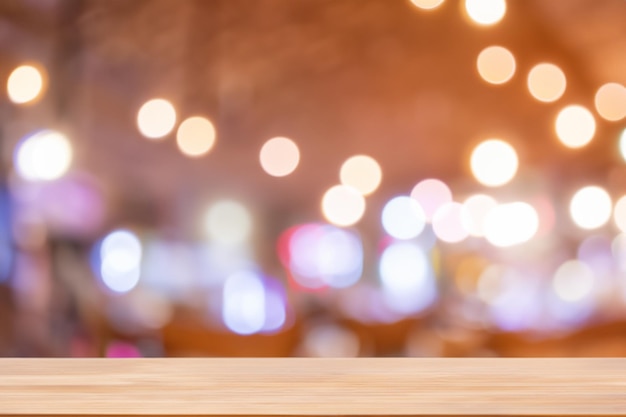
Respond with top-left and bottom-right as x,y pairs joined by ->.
555,105 -> 596,148
259,137 -> 300,177
322,185 -> 366,227
527,63 -> 566,103
620,129 -> 626,163
7,64 -> 45,104
176,116 -> 216,157
476,46 -> 516,85
569,186 -> 612,230
340,155 -> 382,196
594,82 -> 626,122
552,260 -> 594,303
470,139 -> 518,187
410,0 -> 445,10
137,98 -> 177,139
614,195 -> 626,233
464,0 -> 506,26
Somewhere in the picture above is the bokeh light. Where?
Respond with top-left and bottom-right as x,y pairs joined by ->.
552,260 -> 595,303
569,186 -> 612,230
527,63 -> 566,102
99,229 -> 142,293
339,155 -> 382,196
7,64 -> 45,104
619,129 -> 626,162
204,200 -> 253,246
15,130 -> 73,181
410,0 -> 445,10
137,98 -> 177,139
476,46 -> 516,85
614,195 -> 626,233
289,224 -> 363,289
470,139 -> 518,187
432,202 -> 469,243
381,196 -> 426,239
379,241 -> 436,314
464,0 -> 506,26
410,179 -> 452,221
555,105 -> 596,148
176,116 -> 216,157
484,202 -> 539,247
222,270 -> 265,335
259,137 -> 300,177
594,82 -> 626,122
461,194 -> 497,237
302,324 -> 360,357
321,185 -> 366,227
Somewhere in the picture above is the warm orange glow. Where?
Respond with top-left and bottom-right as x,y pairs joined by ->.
527,63 -> 566,102
594,83 -> 626,121
176,116 -> 216,157
476,46 -> 516,85
555,105 -> 596,148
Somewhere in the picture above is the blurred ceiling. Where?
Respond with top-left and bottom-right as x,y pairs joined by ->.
1,0 -> 625,234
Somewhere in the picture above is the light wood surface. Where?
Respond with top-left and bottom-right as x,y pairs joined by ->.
1,358 -> 626,415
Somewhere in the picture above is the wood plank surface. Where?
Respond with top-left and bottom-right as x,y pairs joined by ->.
1,358 -> 625,415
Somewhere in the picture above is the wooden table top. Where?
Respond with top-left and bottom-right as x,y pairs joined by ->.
1,358 -> 625,415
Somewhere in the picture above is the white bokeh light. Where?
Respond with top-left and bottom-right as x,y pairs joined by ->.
379,242 -> 436,314
464,0 -> 506,26
552,260 -> 595,303
222,270 -> 265,335
484,202 -> 539,247
7,64 -> 45,104
461,194 -> 498,237
555,105 -> 596,148
410,179 -> 452,221
527,63 -> 566,103
382,196 -> 426,240
137,98 -> 177,139
205,200 -> 253,246
569,186 -> 612,230
321,185 -> 366,227
259,137 -> 300,177
15,130 -> 73,181
432,202 -> 469,243
340,155 -> 382,196
470,139 -> 518,187
99,229 -> 142,293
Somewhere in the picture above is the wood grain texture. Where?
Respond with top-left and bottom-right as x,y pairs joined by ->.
1,358 -> 626,415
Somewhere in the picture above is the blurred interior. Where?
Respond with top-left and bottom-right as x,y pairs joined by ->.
1,0 -> 626,357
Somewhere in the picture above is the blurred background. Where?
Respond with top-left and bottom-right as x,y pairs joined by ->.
0,0 -> 626,358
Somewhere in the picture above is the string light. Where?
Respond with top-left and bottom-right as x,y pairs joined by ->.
569,186 -> 612,230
